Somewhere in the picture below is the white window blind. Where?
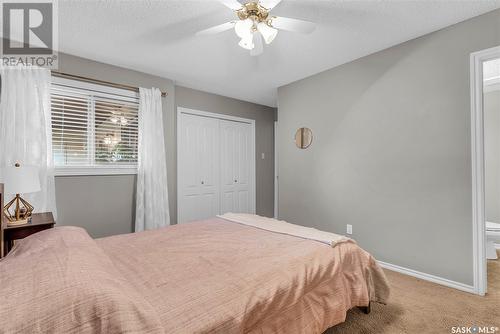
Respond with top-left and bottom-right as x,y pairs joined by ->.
51,77 -> 139,175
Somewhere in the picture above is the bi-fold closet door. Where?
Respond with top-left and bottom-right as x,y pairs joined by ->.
178,109 -> 255,224
219,119 -> 252,215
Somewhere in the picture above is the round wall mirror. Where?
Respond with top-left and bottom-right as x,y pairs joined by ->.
295,127 -> 313,149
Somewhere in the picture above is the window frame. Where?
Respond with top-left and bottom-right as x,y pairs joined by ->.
51,76 -> 139,176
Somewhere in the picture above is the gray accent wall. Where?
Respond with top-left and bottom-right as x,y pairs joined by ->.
55,53 -> 175,238
55,55 -> 276,237
56,175 -> 136,238
277,9 -> 500,285
175,86 -> 277,218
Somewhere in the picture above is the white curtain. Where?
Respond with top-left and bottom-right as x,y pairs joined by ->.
135,87 -> 170,231
0,66 -> 57,219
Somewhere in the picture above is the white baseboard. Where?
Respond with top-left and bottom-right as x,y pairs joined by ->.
378,261 -> 476,294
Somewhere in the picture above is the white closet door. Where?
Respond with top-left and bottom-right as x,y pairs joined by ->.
220,119 -> 253,214
178,113 -> 220,223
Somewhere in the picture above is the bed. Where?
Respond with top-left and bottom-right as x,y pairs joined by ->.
0,186 -> 389,333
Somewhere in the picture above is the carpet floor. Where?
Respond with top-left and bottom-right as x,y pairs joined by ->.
327,250 -> 500,334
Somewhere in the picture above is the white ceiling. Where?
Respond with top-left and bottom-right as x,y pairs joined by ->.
57,0 -> 500,107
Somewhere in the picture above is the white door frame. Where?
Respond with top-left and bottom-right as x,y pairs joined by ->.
471,45 -> 500,296
177,107 -> 256,222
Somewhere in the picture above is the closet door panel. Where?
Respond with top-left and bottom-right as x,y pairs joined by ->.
236,122 -> 250,187
178,113 -> 220,223
199,116 -> 220,219
220,120 -> 252,215
178,114 -> 200,223
221,192 -> 235,214
200,120 -> 218,189
220,120 -> 238,213
181,116 -> 200,193
238,191 -> 249,213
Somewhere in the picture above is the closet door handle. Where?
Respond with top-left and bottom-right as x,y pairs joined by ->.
201,181 -> 204,185
234,179 -> 238,183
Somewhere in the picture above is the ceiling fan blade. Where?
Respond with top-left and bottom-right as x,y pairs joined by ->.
196,21 -> 236,36
219,0 -> 243,10
270,16 -> 316,34
250,32 -> 264,56
259,0 -> 282,10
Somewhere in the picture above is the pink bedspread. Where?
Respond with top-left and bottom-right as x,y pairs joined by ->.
97,217 -> 390,333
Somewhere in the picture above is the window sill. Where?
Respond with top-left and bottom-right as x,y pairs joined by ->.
55,166 -> 138,176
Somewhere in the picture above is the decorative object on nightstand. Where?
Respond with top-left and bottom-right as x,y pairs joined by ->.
3,163 -> 41,227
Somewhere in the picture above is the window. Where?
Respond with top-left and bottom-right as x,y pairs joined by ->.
51,77 -> 139,175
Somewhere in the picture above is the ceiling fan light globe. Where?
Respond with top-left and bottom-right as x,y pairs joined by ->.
239,34 -> 255,50
257,22 -> 278,44
235,18 -> 253,39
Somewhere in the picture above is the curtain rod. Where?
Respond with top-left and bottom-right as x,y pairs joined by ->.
51,71 -> 168,97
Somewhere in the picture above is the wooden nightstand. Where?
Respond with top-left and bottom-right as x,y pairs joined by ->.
3,212 -> 55,256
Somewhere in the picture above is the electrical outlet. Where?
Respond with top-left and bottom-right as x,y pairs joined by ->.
261,153 -> 265,160
346,224 -> 353,235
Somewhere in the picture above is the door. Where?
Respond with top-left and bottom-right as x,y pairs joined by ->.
220,119 -> 252,214
178,113 -> 220,223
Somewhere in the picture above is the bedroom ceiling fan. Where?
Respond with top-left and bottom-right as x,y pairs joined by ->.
196,0 -> 316,56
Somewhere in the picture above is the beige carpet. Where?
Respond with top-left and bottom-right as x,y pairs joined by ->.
327,251 -> 500,334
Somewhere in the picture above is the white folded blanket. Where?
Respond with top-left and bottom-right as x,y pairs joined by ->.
218,213 -> 351,247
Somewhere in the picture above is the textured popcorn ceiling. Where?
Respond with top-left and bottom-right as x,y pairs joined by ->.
57,0 -> 500,107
